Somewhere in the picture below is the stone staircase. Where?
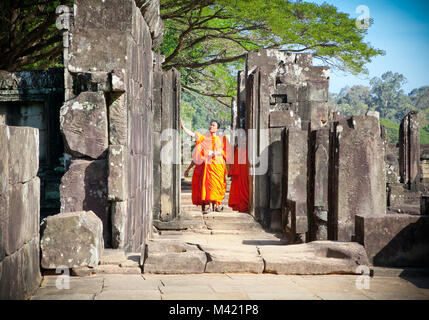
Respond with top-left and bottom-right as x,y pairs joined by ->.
154,183 -> 264,235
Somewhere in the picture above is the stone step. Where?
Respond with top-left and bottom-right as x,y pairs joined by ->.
180,205 -> 234,212
142,240 -> 371,275
204,220 -> 263,231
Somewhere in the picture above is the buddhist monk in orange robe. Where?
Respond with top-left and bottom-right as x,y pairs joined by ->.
182,120 -> 230,213
228,137 -> 249,213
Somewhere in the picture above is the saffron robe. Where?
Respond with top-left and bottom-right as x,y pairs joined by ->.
228,146 -> 249,212
191,133 -> 229,206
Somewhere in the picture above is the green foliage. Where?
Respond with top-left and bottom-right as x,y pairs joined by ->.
379,118 -> 399,144
332,72 -> 429,144
160,0 -> 383,115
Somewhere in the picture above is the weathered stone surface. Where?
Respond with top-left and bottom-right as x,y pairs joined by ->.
60,91 -> 108,159
92,265 -> 141,274
284,129 -> 308,234
138,0 -> 164,49
143,240 -> 207,274
298,81 -> 329,102
259,241 -> 369,275
108,93 -> 127,145
0,238 -> 41,300
0,126 -> 8,195
40,211 -> 104,269
200,244 -> 264,274
308,127 -> 329,241
74,0 -> 134,32
355,214 -> 429,267
111,201 -> 127,249
68,30 -> 129,73
60,159 -> 110,245
329,116 -> 386,241
269,110 -> 301,128
399,111 -> 420,188
108,145 -> 127,201
7,177 -> 40,255
73,72 -> 111,92
7,126 -> 39,184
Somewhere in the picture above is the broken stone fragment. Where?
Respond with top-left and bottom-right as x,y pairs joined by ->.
60,91 -> 108,159
143,240 -> 207,274
60,159 -> 110,246
40,211 -> 104,269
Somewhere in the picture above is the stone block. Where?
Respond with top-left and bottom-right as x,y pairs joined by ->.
7,126 -> 39,184
73,72 -> 111,92
329,116 -> 386,241
68,30 -> 129,73
284,129 -> 308,233
0,238 -> 41,300
388,184 -> 405,207
0,247 -> 25,299
143,240 -> 207,274
0,126 -> 8,194
111,201 -> 127,249
355,214 -> 429,267
259,241 -> 369,275
269,110 -> 301,128
270,173 -> 282,209
274,84 -> 298,103
295,53 -> 313,67
298,81 -> 329,102
74,0 -> 133,33
108,145 -> 128,201
108,92 -> 127,146
111,69 -> 126,92
0,192 -> 7,260
200,244 -> 264,274
7,177 -> 40,255
60,159 -> 110,246
60,91 -> 108,159
269,128 -> 284,174
40,211 -> 104,269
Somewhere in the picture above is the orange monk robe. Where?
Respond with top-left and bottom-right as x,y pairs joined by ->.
228,146 -> 249,213
191,133 -> 230,206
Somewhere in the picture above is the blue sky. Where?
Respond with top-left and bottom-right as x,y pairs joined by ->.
311,0 -> 429,93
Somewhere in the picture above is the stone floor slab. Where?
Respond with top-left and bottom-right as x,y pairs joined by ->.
95,290 -> 161,300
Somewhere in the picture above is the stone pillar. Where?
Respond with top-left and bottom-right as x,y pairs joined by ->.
243,49 -> 329,231
399,111 -> 420,190
60,0 -> 163,252
0,125 -> 41,299
231,97 -> 238,132
153,68 -> 181,222
328,116 -> 386,241
283,128 -> 308,240
308,127 -> 330,241
237,71 -> 246,130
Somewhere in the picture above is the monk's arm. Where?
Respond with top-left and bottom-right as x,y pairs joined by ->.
184,161 -> 195,177
181,119 -> 195,138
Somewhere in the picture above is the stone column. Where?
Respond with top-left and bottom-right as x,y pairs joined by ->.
328,116 -> 386,241
153,68 -> 181,222
399,110 -> 420,190
308,127 -> 330,241
60,0 -> 163,252
0,125 -> 41,299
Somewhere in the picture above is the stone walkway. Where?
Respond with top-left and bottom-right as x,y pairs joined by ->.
30,185 -> 429,300
31,270 -> 429,300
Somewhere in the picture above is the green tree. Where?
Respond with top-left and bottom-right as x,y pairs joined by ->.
369,71 -> 414,121
0,0 -> 72,71
160,0 -> 383,107
332,85 -> 371,116
409,86 -> 429,110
